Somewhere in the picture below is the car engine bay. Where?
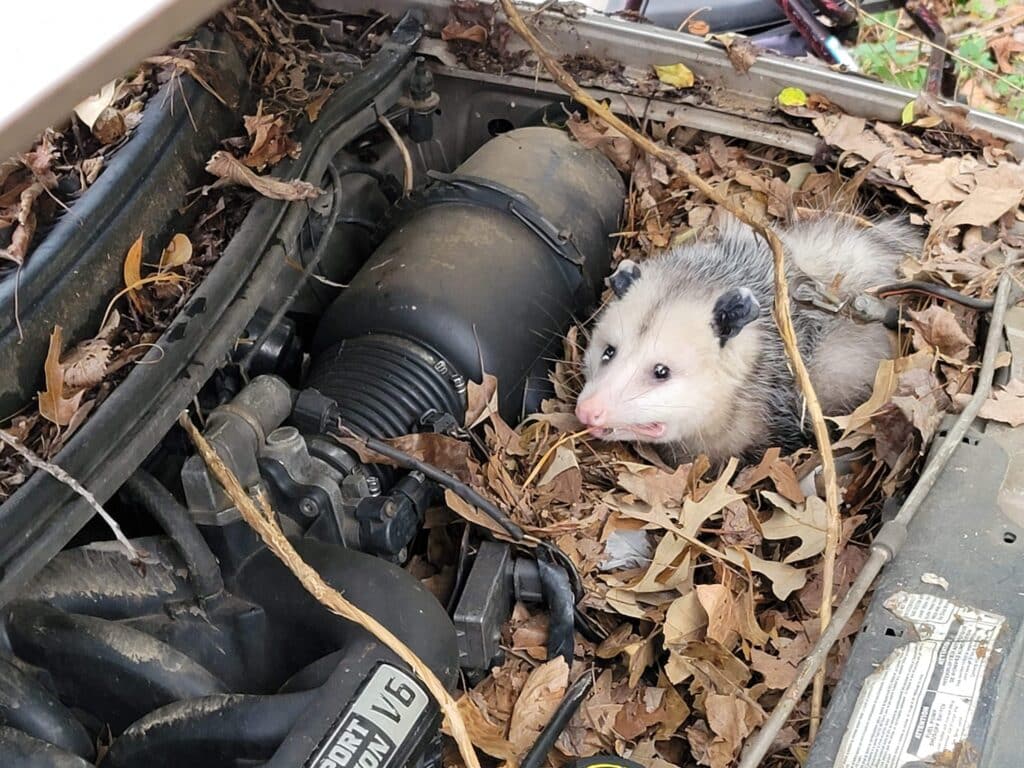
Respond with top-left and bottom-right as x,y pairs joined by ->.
3,3 -> 1024,768
0,22 -> 631,765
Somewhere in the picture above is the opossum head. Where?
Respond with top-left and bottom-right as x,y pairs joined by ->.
576,259 -> 761,445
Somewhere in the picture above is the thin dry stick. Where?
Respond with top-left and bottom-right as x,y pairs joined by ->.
378,114 -> 414,194
496,0 -> 842,734
0,429 -> 140,560
522,428 -> 590,490
179,413 -> 481,768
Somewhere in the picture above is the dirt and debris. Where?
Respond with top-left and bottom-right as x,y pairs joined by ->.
0,0 -> 388,500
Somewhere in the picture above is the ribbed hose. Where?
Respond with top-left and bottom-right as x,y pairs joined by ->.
305,335 -> 464,440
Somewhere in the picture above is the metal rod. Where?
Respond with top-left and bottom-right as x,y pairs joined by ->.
739,271 -> 1013,768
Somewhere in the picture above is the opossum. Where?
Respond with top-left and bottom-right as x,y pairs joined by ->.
575,214 -> 921,466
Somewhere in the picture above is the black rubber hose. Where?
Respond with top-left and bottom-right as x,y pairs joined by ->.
102,691 -> 314,768
122,470 -> 224,601
4,601 -> 228,734
538,552 -> 576,664
0,656 -> 94,760
0,726 -> 94,768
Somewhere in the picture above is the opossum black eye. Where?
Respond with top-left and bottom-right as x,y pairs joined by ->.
601,345 -> 616,363
712,287 -> 760,347
653,364 -> 671,381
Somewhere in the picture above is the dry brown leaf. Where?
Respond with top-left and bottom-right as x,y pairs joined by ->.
681,458 -> 743,537
664,590 -> 707,647
465,372 -> 498,429
441,20 -> 488,44
122,234 -> 146,313
615,463 -> 691,508
722,547 -> 807,601
750,648 -> 799,689
903,157 -> 972,204
74,79 -> 119,130
990,35 -> 1024,73
812,114 -> 893,168
508,657 -> 569,757
709,33 -> 760,74
906,305 -> 973,361
61,339 -> 112,390
696,584 -> 741,650
444,489 -> 509,537
959,378 -> 1024,427
701,694 -> 762,768
159,233 -> 193,271
566,115 -> 635,172
0,182 -> 43,264
453,695 -> 516,761
305,89 -> 333,122
759,492 -> 828,563
38,326 -> 85,427
205,151 -> 322,201
243,102 -> 301,170
944,163 -> 1024,228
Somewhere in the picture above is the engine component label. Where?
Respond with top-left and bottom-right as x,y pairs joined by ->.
834,591 -> 1005,768
307,664 -> 431,768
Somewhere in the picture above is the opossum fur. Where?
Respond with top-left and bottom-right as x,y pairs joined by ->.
575,214 -> 920,466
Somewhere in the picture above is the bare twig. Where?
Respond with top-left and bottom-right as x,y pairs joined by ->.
179,413 -> 481,768
378,114 -> 413,194
0,429 -> 140,560
496,0 -> 843,732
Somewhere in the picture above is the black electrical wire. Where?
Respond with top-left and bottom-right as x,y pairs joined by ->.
333,422 -> 611,639
335,425 -> 526,541
875,280 -> 996,311
519,673 -> 594,768
241,162 -> 344,373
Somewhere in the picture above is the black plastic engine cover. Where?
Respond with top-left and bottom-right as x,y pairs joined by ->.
310,126 -> 625,427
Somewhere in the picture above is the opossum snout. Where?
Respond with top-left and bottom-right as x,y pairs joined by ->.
575,394 -> 607,427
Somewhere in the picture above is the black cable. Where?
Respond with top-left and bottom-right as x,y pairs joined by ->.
331,422 -> 608,639
336,425 -> 526,541
241,162 -> 343,372
121,470 -> 224,601
519,673 -> 594,768
875,280 -> 996,311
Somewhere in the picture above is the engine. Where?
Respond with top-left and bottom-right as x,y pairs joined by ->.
0,124 -> 624,767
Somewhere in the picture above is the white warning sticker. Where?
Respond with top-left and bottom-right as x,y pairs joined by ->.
834,591 -> 1005,768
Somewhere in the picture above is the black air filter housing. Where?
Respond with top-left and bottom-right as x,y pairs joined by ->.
310,126 -> 625,434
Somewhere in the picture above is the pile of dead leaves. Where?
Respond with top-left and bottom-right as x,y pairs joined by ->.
414,43 -> 1022,768
0,74 -> 154,272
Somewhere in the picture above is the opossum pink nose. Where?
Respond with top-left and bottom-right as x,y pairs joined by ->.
576,396 -> 607,426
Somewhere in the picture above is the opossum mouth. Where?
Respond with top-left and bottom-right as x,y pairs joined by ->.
589,422 -> 666,439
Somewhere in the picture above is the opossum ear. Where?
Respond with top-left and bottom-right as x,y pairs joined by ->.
607,259 -> 641,298
712,287 -> 760,346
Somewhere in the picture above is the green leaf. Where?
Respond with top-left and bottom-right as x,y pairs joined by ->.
654,63 -> 695,88
777,87 -> 808,107
901,100 -> 916,125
